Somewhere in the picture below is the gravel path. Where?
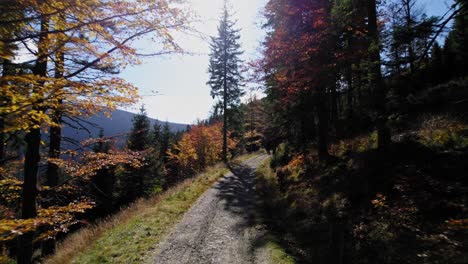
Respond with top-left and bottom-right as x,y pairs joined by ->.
148,155 -> 270,264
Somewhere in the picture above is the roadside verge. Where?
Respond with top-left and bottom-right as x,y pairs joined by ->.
46,155 -> 258,264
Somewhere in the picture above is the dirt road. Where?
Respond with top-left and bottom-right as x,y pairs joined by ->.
148,155 -> 270,264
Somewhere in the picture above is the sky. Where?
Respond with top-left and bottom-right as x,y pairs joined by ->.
121,0 -> 268,124
120,0 -> 454,125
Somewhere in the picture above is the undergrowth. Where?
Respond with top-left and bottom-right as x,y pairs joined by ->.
256,114 -> 468,264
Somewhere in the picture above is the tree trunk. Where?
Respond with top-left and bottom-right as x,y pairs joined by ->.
223,87 -> 227,163
0,59 -> 11,164
330,84 -> 338,133
316,89 -> 330,162
46,18 -> 65,187
18,16 -> 49,264
346,63 -> 354,119
404,0 -> 415,75
356,63 -> 363,103
329,222 -> 345,264
222,29 -> 228,163
46,112 -> 61,186
367,0 -> 391,150
18,127 -> 41,264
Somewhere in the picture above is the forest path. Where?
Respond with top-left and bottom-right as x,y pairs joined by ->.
147,154 -> 270,264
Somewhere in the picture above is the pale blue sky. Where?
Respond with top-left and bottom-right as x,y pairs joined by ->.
121,0 -> 454,125
121,0 -> 268,124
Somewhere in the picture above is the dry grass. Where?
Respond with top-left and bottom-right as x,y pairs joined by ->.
418,114 -> 468,149
45,163 -> 229,264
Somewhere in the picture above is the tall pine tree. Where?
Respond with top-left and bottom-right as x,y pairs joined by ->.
207,2 -> 244,162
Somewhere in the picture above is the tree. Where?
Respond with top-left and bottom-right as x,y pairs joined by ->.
160,122 -> 172,162
0,1 -> 188,261
168,122 -> 235,177
367,0 -> 391,150
263,0 -> 334,161
124,106 -> 151,201
445,0 -> 468,77
148,122 -> 165,193
385,0 -> 438,81
46,13 -> 66,187
207,2 -> 244,162
243,94 -> 265,153
90,129 -> 115,217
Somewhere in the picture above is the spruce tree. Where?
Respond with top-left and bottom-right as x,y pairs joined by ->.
149,122 -> 164,193
160,122 -> 172,162
128,106 -> 151,151
124,106 -> 151,201
207,2 -> 244,162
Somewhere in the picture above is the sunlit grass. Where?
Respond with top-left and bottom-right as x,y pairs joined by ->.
265,238 -> 296,264
46,161 -> 237,264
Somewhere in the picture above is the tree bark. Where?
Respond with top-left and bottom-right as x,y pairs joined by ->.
367,0 -> 391,150
316,89 -> 330,162
46,14 -> 65,187
346,63 -> 354,119
222,22 -> 228,163
46,115 -> 61,187
18,16 -> 49,264
0,59 -> 11,164
404,0 -> 416,75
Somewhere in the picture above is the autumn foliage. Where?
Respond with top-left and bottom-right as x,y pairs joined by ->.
263,0 -> 333,98
0,137 -> 146,243
168,122 -> 236,177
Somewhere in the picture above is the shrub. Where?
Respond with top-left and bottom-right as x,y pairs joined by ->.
418,115 -> 468,150
270,143 -> 292,168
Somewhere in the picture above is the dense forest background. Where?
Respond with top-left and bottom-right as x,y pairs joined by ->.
253,0 -> 468,263
1,0 -> 467,263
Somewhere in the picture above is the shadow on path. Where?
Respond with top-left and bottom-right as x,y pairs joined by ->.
211,157 -> 273,260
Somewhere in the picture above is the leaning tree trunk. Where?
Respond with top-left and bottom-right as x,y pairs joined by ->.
17,17 -> 49,264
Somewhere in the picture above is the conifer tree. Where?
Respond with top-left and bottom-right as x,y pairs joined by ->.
124,106 -> 151,201
149,122 -> 164,193
160,122 -> 172,162
207,2 -> 244,162
128,106 -> 151,152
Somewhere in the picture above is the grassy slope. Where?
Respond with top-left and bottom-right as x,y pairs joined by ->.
262,235 -> 296,264
255,159 -> 296,264
47,165 -> 227,264
47,154 -> 260,264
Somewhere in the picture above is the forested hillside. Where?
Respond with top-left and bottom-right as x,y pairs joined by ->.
252,0 -> 468,263
62,109 -> 187,148
1,0 -> 467,263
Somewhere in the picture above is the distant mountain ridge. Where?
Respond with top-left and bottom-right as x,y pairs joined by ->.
62,109 -> 187,148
